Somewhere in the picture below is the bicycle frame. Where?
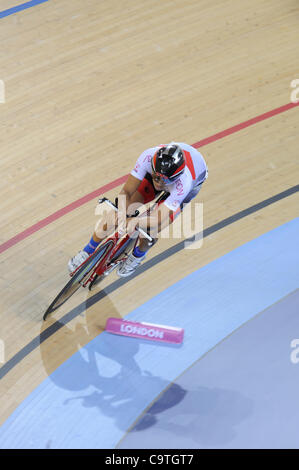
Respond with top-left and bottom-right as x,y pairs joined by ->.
70,196 -> 155,289
83,232 -> 138,288
43,192 -> 168,319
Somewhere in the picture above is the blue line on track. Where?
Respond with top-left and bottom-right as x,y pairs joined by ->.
0,0 -> 48,19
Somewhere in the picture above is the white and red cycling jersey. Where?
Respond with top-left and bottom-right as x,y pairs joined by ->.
131,142 -> 208,212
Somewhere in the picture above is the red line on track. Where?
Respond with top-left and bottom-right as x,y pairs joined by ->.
1,101 -> 298,255
192,102 -> 299,148
0,175 -> 128,254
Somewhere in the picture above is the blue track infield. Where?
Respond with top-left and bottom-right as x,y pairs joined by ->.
0,218 -> 298,448
119,289 -> 299,449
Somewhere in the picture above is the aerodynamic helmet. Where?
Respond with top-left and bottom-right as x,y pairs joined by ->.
151,143 -> 185,184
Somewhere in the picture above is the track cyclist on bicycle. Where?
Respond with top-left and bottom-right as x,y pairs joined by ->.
68,142 -> 208,277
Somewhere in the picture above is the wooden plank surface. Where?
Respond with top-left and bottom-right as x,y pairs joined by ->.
0,0 -> 298,426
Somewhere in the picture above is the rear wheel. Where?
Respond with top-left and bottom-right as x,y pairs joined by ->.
43,240 -> 114,320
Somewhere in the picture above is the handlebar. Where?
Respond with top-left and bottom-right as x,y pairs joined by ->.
98,197 -> 154,245
98,197 -> 118,211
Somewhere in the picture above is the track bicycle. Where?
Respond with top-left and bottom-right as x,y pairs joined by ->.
43,193 -> 166,320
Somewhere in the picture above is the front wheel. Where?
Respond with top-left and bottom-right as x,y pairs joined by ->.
88,273 -> 105,291
43,240 -> 114,320
110,235 -> 137,263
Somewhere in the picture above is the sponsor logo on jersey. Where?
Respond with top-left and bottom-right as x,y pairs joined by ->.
175,179 -> 184,195
142,154 -> 152,163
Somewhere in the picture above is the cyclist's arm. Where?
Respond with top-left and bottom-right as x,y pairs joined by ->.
119,148 -> 153,210
116,175 -> 142,214
120,174 -> 141,201
94,175 -> 144,242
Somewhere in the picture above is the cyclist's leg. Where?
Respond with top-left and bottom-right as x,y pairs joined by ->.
138,182 -> 203,249
128,174 -> 162,252
117,181 -> 205,277
116,176 -> 163,277
68,207 -> 119,273
137,191 -> 168,251
68,196 -> 137,272
69,174 -> 159,272
94,172 -> 161,242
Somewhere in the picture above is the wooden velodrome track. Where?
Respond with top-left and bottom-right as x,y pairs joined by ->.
0,0 -> 298,434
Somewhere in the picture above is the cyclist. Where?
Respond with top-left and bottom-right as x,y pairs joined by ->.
68,142 -> 208,277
